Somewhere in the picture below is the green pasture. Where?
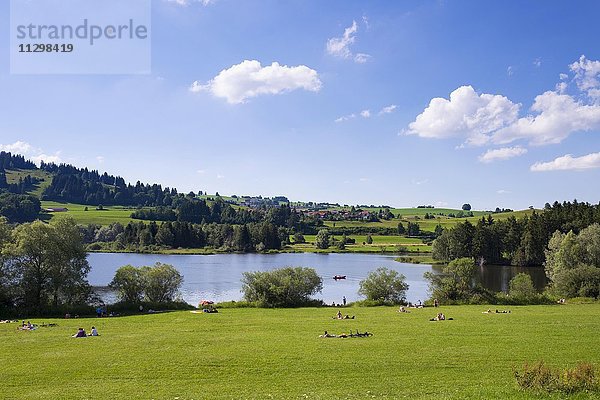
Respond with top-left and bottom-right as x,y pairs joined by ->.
41,201 -> 139,226
291,234 -> 431,253
5,168 -> 53,197
2,304 -> 599,399
325,209 -> 536,233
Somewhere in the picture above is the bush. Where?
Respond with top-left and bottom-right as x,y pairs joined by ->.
109,263 -> 183,304
515,361 -> 599,394
508,273 -> 537,302
241,267 -> 323,307
358,267 -> 409,304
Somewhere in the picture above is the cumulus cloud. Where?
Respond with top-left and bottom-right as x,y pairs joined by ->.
191,60 -> 322,104
570,55 -> 600,102
406,55 -> 600,148
530,152 -> 600,172
0,140 -> 62,166
497,189 -> 511,194
96,156 -> 105,164
533,58 -> 542,68
478,146 -> 528,163
0,140 -> 33,154
378,104 -> 397,115
493,90 -> 600,145
360,110 -> 371,118
507,66 -> 514,76
326,21 -> 371,63
406,85 -> 520,146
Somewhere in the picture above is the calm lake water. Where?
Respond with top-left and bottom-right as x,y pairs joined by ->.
87,253 -> 547,306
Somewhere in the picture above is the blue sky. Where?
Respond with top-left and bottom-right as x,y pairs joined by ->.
1,0 -> 600,210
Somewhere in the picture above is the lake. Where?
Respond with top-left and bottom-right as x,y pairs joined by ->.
87,253 -> 547,306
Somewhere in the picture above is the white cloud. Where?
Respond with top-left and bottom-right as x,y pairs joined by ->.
533,58 -> 542,68
326,21 -> 357,59
406,85 -> 520,146
334,113 -> 356,123
531,152 -> 600,172
360,110 -> 371,118
31,153 -> 61,166
0,141 -> 62,165
96,156 -> 105,164
493,90 -> 600,145
478,146 -> 527,163
570,55 -> 600,101
326,21 -> 371,63
0,140 -> 33,154
406,56 -> 600,148
359,177 -> 369,182
191,60 -> 321,104
378,104 -> 397,115
354,53 -> 371,63
216,174 -> 225,179
497,189 -> 511,194
507,66 -> 514,76
196,169 -> 206,175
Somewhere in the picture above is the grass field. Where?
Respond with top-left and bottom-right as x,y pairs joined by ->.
1,304 -> 599,399
41,201 -> 139,226
324,209 -> 535,233
292,235 -> 432,253
5,168 -> 53,197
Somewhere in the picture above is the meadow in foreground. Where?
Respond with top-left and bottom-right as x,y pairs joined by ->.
1,304 -> 599,399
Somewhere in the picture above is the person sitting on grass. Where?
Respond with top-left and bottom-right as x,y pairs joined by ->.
319,330 -> 335,338
398,306 -> 410,313
430,313 -> 451,321
335,310 -> 343,319
72,328 -> 87,338
90,326 -> 99,336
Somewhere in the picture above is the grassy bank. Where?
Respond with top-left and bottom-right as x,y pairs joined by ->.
1,304 -> 599,399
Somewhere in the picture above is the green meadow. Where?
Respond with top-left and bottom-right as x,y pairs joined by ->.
292,235 -> 432,253
2,304 -> 599,399
41,201 -> 139,226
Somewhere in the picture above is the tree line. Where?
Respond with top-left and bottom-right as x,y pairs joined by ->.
81,220 -> 288,252
432,200 -> 600,266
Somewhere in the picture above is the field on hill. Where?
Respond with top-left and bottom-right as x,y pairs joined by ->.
41,201 -> 139,226
1,304 -> 599,399
292,234 -> 432,253
324,209 -> 535,233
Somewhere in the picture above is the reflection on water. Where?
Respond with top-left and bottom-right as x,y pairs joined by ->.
88,253 -> 548,306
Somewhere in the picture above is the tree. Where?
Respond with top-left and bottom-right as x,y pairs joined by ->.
424,257 -> 477,302
366,234 -> 373,244
508,273 -> 537,300
358,267 -> 409,304
110,263 -> 183,303
142,263 -> 183,303
241,267 -> 323,307
462,203 -> 472,211
293,232 -> 305,244
109,265 -> 145,303
315,229 -> 330,249
544,224 -> 600,298
397,222 -> 406,235
7,218 -> 90,311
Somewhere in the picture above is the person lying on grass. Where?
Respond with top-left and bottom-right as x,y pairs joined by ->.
430,313 -> 453,321
398,306 -> 410,313
333,311 -> 355,320
319,330 -> 373,338
72,328 -> 87,338
18,321 -> 36,331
